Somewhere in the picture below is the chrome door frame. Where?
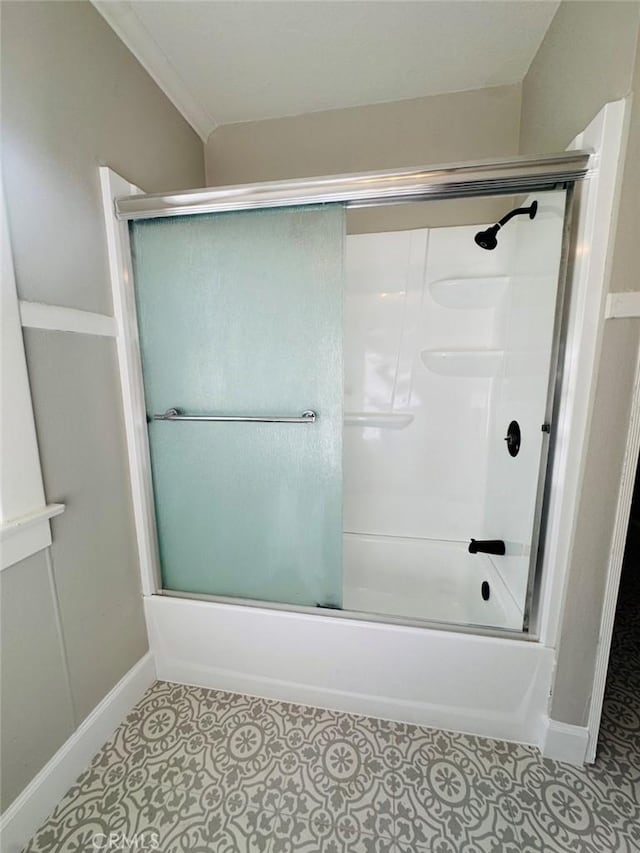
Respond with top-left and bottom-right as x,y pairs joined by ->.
114,151 -> 591,221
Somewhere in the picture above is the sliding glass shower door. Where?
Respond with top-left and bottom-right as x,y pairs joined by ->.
130,205 -> 344,607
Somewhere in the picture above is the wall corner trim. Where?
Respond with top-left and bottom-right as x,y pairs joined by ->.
0,652 -> 156,853
540,718 -> 589,766
99,166 -> 162,598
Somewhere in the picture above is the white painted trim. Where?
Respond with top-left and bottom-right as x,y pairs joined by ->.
147,595 -> 554,748
1,504 -> 65,570
536,100 -> 630,649
19,301 -> 116,337
1,522 -> 51,572
540,718 -> 589,766
99,167 -> 161,596
0,653 -> 156,853
1,173 -> 55,568
0,504 -> 65,537
605,291 -> 640,319
90,1 -> 216,141
585,331 -> 640,763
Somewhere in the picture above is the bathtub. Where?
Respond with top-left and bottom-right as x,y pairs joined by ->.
343,533 -> 523,630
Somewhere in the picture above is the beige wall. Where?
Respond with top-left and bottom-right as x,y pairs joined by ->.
520,2 -> 640,727
2,1 -> 204,315
205,85 -> 523,232
0,553 -> 75,809
0,0 -> 204,811
608,30 -> 640,296
520,2 -> 640,155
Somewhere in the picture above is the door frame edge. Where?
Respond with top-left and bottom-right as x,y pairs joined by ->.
99,166 -> 162,598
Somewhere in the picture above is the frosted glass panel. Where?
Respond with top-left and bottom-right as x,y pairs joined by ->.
130,205 -> 344,607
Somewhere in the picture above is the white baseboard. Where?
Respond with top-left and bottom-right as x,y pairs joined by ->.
0,652 -> 156,853
540,717 -> 589,766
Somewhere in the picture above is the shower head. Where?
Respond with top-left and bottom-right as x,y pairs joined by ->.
474,200 -> 538,251
474,224 -> 500,251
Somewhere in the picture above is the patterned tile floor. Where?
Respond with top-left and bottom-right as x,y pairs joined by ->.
24,564 -> 640,852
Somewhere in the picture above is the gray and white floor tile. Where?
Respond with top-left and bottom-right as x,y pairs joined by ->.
23,561 -> 640,852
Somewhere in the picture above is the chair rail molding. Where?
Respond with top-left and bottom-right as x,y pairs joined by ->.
605,291 -> 640,319
18,302 -> 117,337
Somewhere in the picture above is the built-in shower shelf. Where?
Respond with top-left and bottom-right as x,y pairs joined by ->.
344,412 -> 414,429
429,276 -> 509,309
421,349 -> 504,378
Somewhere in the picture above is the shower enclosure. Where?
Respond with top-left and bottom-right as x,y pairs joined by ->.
98,102 -> 630,759
120,156 -> 581,637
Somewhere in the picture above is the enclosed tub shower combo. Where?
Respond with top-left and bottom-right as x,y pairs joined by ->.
126,174 -> 568,633
100,114 -> 622,758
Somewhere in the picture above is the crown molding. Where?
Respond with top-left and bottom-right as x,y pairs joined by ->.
91,0 -> 217,141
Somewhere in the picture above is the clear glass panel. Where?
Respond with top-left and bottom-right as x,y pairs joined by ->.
130,205 -> 344,607
343,190 -> 567,631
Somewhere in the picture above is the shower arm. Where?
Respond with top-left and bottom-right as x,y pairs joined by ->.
494,201 -> 538,233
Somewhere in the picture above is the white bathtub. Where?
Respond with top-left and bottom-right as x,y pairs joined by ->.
343,533 -> 523,630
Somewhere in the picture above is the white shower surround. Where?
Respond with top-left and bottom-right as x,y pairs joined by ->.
342,197 -> 565,629
100,100 -> 628,761
343,535 -> 522,629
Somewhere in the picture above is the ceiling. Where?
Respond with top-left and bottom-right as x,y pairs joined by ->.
93,1 -> 559,141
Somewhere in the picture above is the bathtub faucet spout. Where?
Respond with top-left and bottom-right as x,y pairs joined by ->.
468,538 -> 506,556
